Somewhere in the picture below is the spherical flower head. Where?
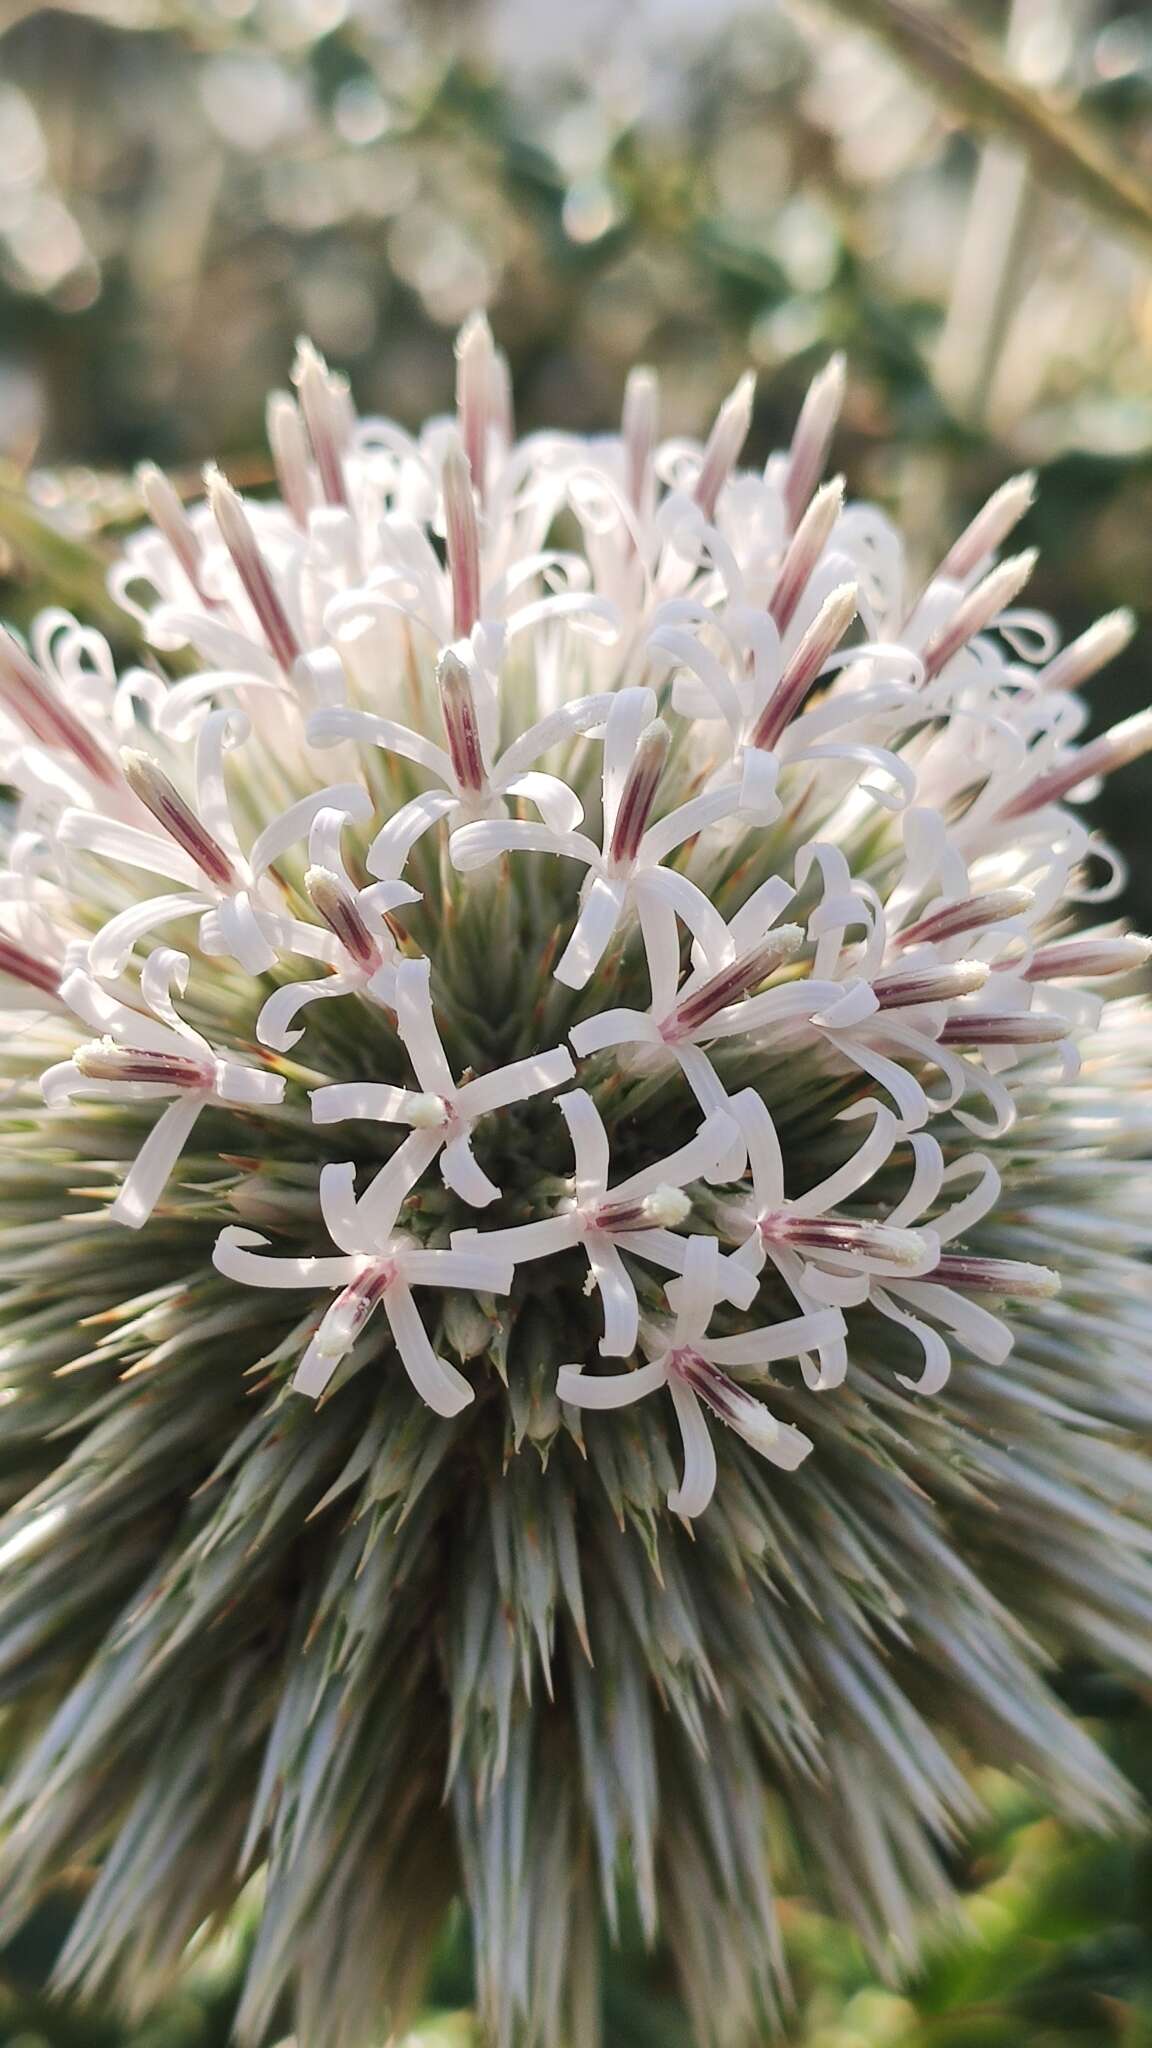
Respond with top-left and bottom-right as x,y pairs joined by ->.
0,327 -> 1150,2047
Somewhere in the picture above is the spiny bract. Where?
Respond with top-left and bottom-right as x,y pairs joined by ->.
0,320 -> 1150,2047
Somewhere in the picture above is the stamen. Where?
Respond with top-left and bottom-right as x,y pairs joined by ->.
783,353 -> 845,533
292,339 -> 350,509
407,1093 -> 451,1130
936,472 -> 1036,583
939,1012 -> 1069,1047
664,924 -> 804,1038
322,1262 -> 396,1351
1040,609 -> 1135,693
74,1037 -> 214,1090
622,367 -> 659,514
921,550 -> 1038,682
760,1211 -> 931,1268
595,1184 -> 690,1233
668,1347 -> 786,1452
929,1253 -> 1060,1298
748,582 -> 859,753
455,311 -> 495,502
121,749 -> 238,889
694,371 -> 755,521
137,463 -> 214,605
437,649 -> 486,795
0,628 -> 120,788
266,390 -> 315,528
0,933 -> 62,997
893,887 -> 1035,949
996,710 -> 1152,821
205,467 -> 303,673
1024,934 -> 1152,981
871,959 -> 990,1008
608,719 -> 670,866
305,866 -> 381,972
442,437 -> 482,640
769,476 -> 844,633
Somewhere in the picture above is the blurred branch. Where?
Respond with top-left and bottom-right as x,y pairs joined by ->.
808,0 -> 1152,252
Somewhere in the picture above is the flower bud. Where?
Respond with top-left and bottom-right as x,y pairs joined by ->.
784,352 -> 845,532
694,371 -> 755,521
608,719 -> 670,866
74,1037 -> 214,1090
122,749 -> 238,889
921,550 -> 1038,682
205,466 -> 302,672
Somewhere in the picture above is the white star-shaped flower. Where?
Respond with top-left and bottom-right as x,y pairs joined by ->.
308,647 -> 618,881
557,1235 -> 843,1518
318,424 -> 616,669
569,874 -> 802,1177
60,708 -> 370,977
310,956 -> 575,1209
43,949 -> 284,1228
452,688 -> 741,988
719,1091 -> 936,1390
653,581 -> 917,820
452,1089 -> 756,1357
864,1136 -> 1058,1394
705,842 -> 1016,1136
214,1150 -> 513,1409
256,803 -> 419,1050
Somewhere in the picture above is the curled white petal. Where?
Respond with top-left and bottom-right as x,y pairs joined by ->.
665,1379 -> 719,1519
383,1282 -> 475,1417
107,1093 -> 208,1229
556,1358 -> 670,1411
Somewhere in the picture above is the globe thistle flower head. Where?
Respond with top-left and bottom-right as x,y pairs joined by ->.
0,329 -> 1151,2048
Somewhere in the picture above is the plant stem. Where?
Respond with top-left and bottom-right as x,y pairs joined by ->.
808,0 -> 1152,251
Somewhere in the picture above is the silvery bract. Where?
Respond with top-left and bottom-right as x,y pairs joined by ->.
0,319 -> 1150,2047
